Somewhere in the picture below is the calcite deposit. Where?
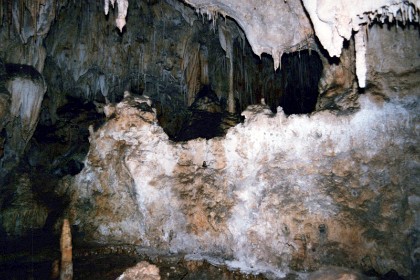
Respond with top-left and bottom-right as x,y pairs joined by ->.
60,219 -> 73,280
0,0 -> 418,279
0,63 -> 47,183
117,261 -> 160,280
111,0 -> 420,87
60,80 -> 418,277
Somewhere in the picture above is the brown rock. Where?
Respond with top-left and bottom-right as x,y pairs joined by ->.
117,261 -> 160,280
60,219 -> 73,280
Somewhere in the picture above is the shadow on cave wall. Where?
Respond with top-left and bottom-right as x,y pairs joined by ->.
37,0 -> 326,143
280,50 -> 323,115
159,48 -> 324,141
169,85 -> 243,141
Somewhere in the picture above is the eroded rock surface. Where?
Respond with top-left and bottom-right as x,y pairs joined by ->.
117,261 -> 160,280
0,1 -> 418,279
0,63 -> 47,184
60,80 -> 418,277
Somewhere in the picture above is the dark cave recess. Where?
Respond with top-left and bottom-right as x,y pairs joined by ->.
279,49 -> 323,115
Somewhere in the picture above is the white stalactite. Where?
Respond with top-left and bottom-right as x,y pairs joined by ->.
100,0 -> 419,87
301,0 -> 419,88
354,28 -> 367,88
7,76 -> 47,141
104,0 -> 128,32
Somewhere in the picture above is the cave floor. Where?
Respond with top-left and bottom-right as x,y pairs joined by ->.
0,239 -> 286,279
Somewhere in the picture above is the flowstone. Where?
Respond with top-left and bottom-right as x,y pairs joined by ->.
60,87 -> 418,277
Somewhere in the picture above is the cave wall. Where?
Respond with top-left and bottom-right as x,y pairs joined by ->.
0,0 -> 418,278
0,0 -> 284,143
58,22 -> 420,277
42,0 -> 283,137
0,0 -> 284,187
0,0 -> 68,72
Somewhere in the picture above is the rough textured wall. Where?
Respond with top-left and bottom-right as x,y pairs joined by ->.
182,0 -> 315,69
59,23 -> 420,277
302,0 -> 419,88
0,0 -> 68,72
61,91 -> 417,277
0,63 -> 47,184
44,0 -> 205,111
0,1 -> 418,278
42,0 -> 283,137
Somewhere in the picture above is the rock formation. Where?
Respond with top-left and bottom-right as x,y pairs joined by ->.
116,261 -> 160,280
60,67 -> 418,276
60,219 -> 73,280
0,0 -> 418,279
118,0 -> 420,87
0,62 -> 47,183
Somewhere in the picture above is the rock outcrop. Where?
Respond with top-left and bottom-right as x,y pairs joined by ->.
0,0 -> 418,279
60,73 -> 418,277
117,261 -> 160,280
0,63 -> 47,184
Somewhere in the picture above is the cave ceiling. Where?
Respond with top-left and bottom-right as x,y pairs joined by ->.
106,0 -> 420,87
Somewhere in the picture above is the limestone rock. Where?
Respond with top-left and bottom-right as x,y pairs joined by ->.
308,266 -> 367,280
317,40 -> 359,113
62,74 -> 418,277
301,0 -> 419,87
0,173 -> 49,237
0,1 -> 418,279
0,0 -> 67,72
0,64 -> 47,183
117,261 -> 160,280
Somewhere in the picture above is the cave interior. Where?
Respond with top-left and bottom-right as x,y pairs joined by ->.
0,0 -> 419,279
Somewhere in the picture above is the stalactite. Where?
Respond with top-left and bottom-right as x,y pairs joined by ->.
8,75 -> 46,141
53,0 -> 56,20
35,0 -> 40,38
355,26 -> 367,88
0,0 -> 3,27
153,29 -> 156,56
184,43 -> 200,106
228,55 -> 234,113
7,0 -> 12,37
199,45 -> 209,85
218,23 -> 235,112
138,48 -> 141,94
103,0 -> 128,32
19,0 -> 23,34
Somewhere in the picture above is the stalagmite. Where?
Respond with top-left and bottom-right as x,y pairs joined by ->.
60,219 -> 73,280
